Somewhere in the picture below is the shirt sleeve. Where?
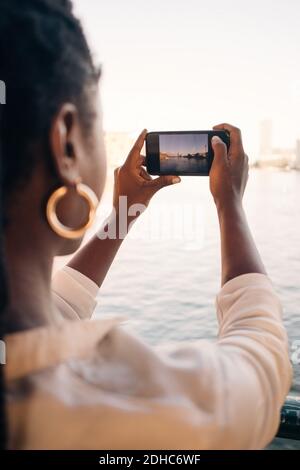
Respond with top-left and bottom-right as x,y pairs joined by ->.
49,269 -> 292,449
52,266 -> 99,321
80,273 -> 292,450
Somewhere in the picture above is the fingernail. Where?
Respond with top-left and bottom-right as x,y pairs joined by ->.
172,176 -> 181,184
211,136 -> 223,145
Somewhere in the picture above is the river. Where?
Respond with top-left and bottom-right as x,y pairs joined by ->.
95,168 -> 300,449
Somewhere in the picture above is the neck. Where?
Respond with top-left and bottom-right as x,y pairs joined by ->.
4,218 -> 57,334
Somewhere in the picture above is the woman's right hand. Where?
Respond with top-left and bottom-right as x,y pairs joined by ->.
210,124 -> 266,285
209,123 -> 249,210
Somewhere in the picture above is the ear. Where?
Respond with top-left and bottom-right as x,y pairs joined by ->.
49,104 -> 83,186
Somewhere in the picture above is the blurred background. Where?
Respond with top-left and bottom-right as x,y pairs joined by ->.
58,0 -> 300,448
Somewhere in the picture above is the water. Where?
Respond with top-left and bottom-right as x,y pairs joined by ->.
160,155 -> 209,174
95,168 -> 300,449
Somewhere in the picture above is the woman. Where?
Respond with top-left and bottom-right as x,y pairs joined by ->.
0,0 -> 292,449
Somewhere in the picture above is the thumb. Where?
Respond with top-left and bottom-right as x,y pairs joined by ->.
148,175 -> 181,192
211,135 -> 228,171
211,135 -> 228,169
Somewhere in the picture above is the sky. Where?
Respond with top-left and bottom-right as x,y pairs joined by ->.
160,133 -> 208,156
73,0 -> 300,159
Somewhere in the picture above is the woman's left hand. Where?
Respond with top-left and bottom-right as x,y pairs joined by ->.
113,129 -> 181,217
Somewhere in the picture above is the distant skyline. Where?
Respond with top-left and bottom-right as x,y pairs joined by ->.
73,0 -> 300,161
160,133 -> 208,157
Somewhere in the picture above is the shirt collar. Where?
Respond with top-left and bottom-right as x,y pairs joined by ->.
4,317 -> 126,382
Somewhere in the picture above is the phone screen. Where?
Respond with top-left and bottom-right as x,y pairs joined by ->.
159,133 -> 209,175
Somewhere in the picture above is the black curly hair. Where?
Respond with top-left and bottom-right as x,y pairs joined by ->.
0,0 -> 100,449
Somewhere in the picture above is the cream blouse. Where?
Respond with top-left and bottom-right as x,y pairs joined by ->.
5,267 -> 292,450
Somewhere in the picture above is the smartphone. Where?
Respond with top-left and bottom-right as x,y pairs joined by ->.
145,130 -> 230,176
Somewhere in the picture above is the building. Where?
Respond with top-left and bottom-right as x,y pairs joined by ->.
259,119 -> 272,161
257,120 -> 297,169
296,140 -> 300,169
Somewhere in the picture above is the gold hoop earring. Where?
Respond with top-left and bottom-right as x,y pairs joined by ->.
46,183 -> 99,240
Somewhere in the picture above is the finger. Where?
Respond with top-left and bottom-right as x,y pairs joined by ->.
139,167 -> 152,181
126,129 -> 147,166
145,174 -> 181,191
213,123 -> 239,132
211,135 -> 228,167
213,123 -> 243,149
138,155 -> 146,167
114,166 -> 121,178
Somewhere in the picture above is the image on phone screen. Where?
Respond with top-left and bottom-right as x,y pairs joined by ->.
159,133 -> 209,174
